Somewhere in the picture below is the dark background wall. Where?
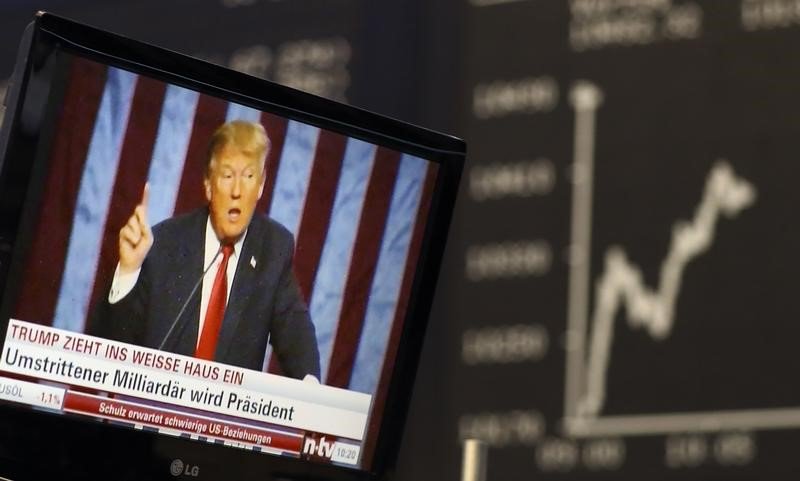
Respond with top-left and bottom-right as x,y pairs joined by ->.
5,1 -> 800,480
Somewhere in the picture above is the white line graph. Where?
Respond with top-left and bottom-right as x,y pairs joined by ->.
578,160 -> 757,418
559,81 -> 800,438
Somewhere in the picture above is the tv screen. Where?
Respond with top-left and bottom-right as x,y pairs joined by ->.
0,12 -> 463,481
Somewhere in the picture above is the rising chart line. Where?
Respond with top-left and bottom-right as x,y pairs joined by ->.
576,161 -> 757,418
564,82 -> 758,422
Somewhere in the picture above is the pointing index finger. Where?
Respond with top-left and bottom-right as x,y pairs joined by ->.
142,182 -> 150,218
139,183 -> 150,231
141,183 -> 149,209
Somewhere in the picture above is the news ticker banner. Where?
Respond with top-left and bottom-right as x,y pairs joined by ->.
0,375 -> 361,465
0,375 -> 305,454
0,319 -> 370,449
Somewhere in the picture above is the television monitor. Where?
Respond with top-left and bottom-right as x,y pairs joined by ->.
0,12 -> 463,481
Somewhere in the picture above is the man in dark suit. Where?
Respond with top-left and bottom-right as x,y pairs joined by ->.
94,121 -> 320,380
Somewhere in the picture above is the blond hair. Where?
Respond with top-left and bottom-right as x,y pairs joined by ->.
206,120 -> 270,176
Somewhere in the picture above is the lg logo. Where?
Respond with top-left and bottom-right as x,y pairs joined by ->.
170,459 -> 200,477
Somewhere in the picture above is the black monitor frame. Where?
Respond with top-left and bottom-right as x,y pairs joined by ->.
0,12 -> 463,481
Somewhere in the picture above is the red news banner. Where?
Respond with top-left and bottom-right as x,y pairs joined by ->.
65,391 -> 303,452
0,319 -> 368,463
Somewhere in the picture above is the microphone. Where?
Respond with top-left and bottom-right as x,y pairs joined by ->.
157,246 -> 223,351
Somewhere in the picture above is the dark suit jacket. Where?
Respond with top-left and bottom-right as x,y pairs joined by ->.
93,208 -> 320,379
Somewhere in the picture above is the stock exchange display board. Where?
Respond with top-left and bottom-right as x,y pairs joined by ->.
450,1 -> 800,480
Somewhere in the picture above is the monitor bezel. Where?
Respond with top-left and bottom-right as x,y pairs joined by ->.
0,11 -> 463,481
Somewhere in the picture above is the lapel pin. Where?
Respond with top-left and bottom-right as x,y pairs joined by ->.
250,256 -> 257,268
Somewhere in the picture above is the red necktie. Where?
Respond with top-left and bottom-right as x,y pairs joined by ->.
195,244 -> 234,360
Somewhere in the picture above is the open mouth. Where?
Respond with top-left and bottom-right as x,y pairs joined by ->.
228,208 -> 241,221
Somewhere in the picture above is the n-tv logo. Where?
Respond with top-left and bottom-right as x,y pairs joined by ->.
302,433 -> 361,466
303,434 -> 337,459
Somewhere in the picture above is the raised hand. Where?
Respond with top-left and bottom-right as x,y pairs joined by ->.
118,184 -> 153,274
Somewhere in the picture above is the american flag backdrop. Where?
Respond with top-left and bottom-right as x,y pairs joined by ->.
12,54 -> 438,425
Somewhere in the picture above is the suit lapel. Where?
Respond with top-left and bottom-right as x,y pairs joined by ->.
215,215 -> 267,361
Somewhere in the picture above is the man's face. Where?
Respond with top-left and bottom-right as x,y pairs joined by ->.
204,145 -> 265,244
